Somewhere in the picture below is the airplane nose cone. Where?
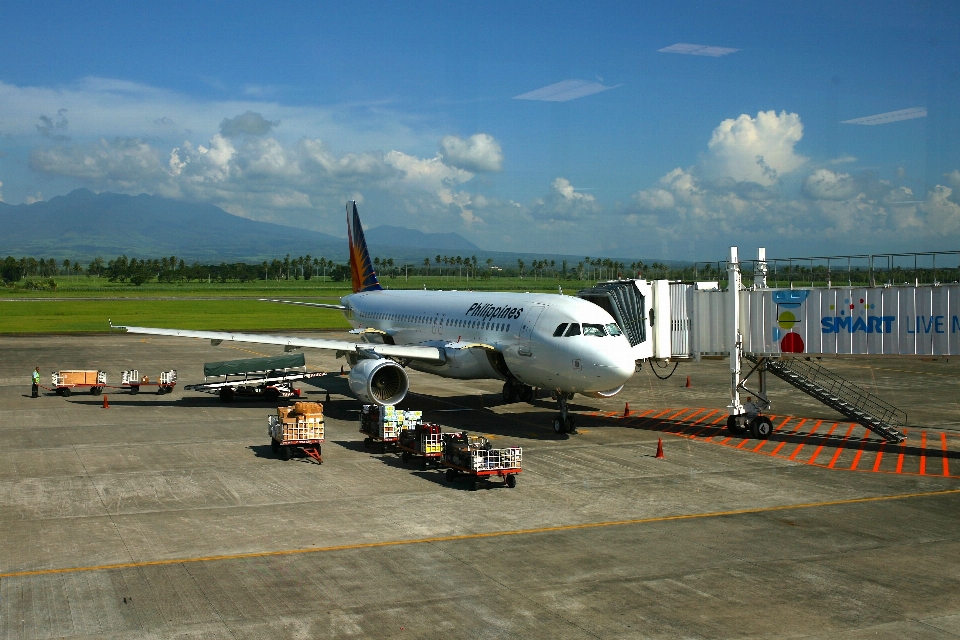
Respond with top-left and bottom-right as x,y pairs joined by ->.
593,343 -> 636,387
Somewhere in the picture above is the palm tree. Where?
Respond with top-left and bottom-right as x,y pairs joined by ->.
423,257 -> 430,276
517,259 -> 525,278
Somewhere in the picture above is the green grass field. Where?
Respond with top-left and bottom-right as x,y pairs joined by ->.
0,275 -> 576,333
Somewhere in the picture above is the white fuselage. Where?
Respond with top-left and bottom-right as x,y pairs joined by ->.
341,289 -> 636,394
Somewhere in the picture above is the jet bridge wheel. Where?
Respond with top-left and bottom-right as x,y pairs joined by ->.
727,415 -> 747,436
750,416 -> 773,440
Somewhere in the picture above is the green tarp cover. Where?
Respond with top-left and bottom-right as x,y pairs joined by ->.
203,353 -> 305,377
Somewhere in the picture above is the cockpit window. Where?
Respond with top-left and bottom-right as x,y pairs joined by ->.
582,323 -> 607,337
564,323 -> 581,337
605,323 -> 623,337
553,323 -> 568,337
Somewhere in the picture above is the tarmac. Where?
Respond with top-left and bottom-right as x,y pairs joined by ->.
2,333 -> 960,639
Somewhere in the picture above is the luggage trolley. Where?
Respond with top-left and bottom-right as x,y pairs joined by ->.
268,402 -> 324,463
51,370 -> 106,396
396,422 -> 443,469
359,405 -> 420,453
120,369 -> 177,394
440,431 -> 522,490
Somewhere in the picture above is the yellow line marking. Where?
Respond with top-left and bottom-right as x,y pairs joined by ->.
3,488 -> 959,580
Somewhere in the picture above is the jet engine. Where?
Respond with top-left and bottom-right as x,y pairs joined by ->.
348,358 -> 409,406
581,385 -> 624,399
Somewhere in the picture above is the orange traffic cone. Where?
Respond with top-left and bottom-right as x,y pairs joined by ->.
624,402 -> 631,417
685,375 -> 691,388
655,438 -> 664,459
102,395 -> 109,409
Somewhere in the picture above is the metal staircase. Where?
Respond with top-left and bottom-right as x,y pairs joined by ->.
745,355 -> 907,443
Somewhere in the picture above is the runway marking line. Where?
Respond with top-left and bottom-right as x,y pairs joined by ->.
4,488 -> 960,581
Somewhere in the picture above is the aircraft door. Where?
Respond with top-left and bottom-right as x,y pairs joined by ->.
518,304 -> 545,355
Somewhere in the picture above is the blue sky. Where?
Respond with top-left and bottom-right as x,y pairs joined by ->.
1,1 -> 958,260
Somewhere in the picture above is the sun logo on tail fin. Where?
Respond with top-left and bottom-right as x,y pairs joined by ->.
347,201 -> 383,293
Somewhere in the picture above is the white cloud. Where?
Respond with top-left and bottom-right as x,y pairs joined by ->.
439,134 -> 503,173
802,169 -> 859,201
704,110 -> 806,185
529,177 -> 600,223
219,111 -> 279,137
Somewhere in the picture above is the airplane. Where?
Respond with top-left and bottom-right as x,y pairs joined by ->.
111,202 -> 638,433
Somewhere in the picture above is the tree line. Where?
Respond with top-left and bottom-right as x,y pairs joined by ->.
0,254 -> 350,285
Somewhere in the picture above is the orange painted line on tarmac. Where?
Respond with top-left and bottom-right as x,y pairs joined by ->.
691,413 -> 728,439
828,424 -> 857,469
6,488 -> 960,581
872,440 -> 887,472
896,429 -> 910,473
770,418 -> 807,457
682,409 -> 717,434
848,427 -> 872,471
807,422 -> 839,464
667,408 -> 692,421
752,417 -> 791,453
943,432 -> 950,478
920,431 -> 928,476
788,420 -> 824,461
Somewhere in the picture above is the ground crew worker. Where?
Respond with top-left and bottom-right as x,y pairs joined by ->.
31,367 -> 40,398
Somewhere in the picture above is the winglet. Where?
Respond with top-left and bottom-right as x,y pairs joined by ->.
347,201 -> 383,293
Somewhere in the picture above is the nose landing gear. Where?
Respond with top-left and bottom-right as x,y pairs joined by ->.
553,392 -> 577,435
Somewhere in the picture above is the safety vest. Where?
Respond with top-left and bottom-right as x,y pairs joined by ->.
32,371 -> 40,384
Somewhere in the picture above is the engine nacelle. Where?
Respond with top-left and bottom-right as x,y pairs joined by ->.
581,385 -> 624,399
348,358 -> 409,406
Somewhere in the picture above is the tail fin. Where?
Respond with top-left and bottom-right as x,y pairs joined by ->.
347,201 -> 383,293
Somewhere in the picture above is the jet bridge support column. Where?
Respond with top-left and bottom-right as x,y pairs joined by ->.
726,246 -> 774,439
727,247 -> 743,421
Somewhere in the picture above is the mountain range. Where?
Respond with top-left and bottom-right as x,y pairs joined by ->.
0,189 -> 480,262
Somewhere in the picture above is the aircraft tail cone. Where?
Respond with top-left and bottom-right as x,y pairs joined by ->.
685,375 -> 691,388
623,402 -> 630,417
655,438 -> 664,459
102,395 -> 109,409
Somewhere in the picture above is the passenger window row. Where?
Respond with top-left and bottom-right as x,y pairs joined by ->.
360,310 -> 511,333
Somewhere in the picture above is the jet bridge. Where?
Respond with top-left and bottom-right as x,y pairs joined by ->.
580,248 -> 959,443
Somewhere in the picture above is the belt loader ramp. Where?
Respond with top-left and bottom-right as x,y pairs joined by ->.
580,248 -> 960,443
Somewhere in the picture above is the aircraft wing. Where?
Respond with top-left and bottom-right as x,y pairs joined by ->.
260,299 -> 348,310
109,323 -> 445,363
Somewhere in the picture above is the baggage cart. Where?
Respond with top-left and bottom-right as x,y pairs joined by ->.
440,431 -> 522,490
120,369 -> 177,394
51,370 -> 106,396
396,422 -> 444,469
268,401 -> 324,463
359,405 -> 422,452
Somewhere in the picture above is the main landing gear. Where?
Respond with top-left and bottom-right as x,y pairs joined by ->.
502,380 -> 534,404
